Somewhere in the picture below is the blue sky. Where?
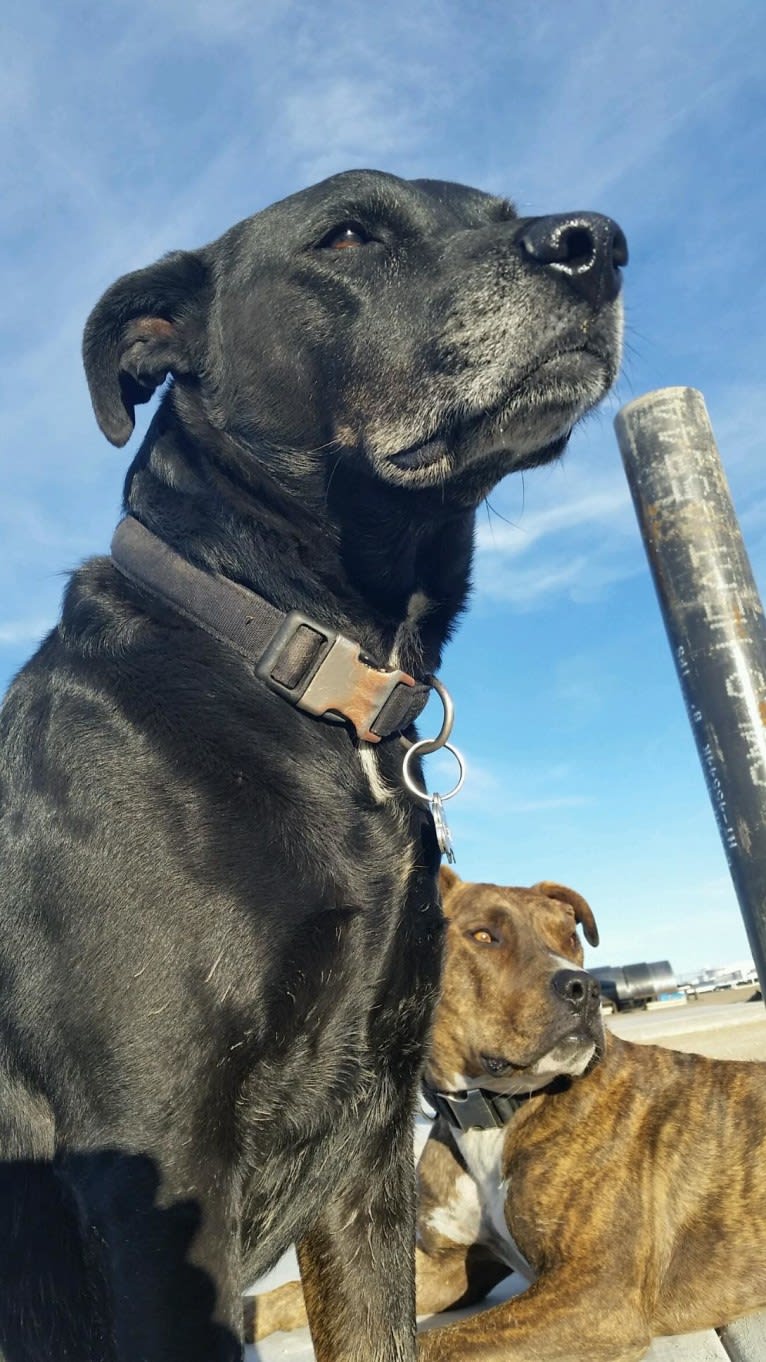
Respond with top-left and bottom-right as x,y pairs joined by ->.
3,0 -> 766,976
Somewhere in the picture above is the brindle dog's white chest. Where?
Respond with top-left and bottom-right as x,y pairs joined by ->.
452,1127 -> 536,1281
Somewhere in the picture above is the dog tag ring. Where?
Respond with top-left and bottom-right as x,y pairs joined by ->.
401,737 -> 465,863
429,792 -> 455,863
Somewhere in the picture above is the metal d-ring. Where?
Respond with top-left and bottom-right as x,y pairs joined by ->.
402,739 -> 466,804
414,675 -> 455,756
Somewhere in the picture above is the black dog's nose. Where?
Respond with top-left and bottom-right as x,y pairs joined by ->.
551,969 -> 601,1013
518,213 -> 628,307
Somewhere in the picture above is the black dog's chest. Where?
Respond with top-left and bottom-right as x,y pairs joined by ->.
232,788 -> 444,1279
0,614 -> 443,1122
237,864 -> 444,1282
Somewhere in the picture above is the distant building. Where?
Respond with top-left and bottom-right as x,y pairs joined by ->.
678,960 -> 758,993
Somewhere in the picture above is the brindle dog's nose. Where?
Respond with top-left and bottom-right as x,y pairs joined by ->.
518,213 -> 628,307
551,968 -> 601,1014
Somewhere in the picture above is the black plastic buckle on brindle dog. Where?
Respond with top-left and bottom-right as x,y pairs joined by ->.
421,1084 -> 524,1131
422,1077 -> 572,1131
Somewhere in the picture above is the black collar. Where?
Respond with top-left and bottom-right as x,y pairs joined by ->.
110,516 -> 433,744
422,1076 -> 571,1132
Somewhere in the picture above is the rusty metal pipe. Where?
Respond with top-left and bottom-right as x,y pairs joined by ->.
614,387 -> 766,993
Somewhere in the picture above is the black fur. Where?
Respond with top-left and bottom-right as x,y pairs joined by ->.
0,169 -> 624,1360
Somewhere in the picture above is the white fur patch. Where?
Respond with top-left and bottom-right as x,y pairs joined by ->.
451,1126 -> 536,1280
426,1172 -> 483,1246
356,588 -> 434,803
445,1071 -> 473,1093
389,590 -> 432,671
358,745 -> 396,803
529,1040 -> 596,1078
550,952 -> 578,971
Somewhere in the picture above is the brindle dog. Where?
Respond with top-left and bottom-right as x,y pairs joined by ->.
254,869 -> 766,1361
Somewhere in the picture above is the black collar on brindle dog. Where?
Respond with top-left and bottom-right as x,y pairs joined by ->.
422,1077 -> 571,1131
111,515 -> 432,745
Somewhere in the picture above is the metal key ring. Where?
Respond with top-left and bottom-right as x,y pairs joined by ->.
401,739 -> 466,803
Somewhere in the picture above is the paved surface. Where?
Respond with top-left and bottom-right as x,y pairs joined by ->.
608,998 -> 766,1060
247,1001 -> 766,1361
719,1313 -> 766,1362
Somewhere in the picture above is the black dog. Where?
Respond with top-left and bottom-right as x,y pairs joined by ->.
0,170 -> 625,1361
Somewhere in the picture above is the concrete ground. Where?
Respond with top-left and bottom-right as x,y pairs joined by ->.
608,996 -> 766,1060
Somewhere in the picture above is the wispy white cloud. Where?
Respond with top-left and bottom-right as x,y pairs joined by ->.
475,554 -> 591,609
0,618 -> 55,647
592,875 -> 754,976
480,0 -> 764,215
282,79 -> 431,186
472,427 -> 643,609
438,750 -> 590,817
550,652 -> 616,725
477,487 -> 632,559
503,794 -> 593,813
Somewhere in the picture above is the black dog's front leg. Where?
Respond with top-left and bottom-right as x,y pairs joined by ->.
72,1148 -> 245,1362
297,1114 -> 418,1362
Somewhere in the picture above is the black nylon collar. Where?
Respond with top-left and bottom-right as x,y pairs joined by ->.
110,516 -> 433,744
421,1076 -> 571,1132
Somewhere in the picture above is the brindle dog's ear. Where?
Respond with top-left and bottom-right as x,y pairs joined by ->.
533,881 -> 600,948
82,250 -> 210,447
438,865 -> 461,914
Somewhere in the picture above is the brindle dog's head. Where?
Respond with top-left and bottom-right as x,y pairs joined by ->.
83,169 -> 625,510
429,868 -> 604,1094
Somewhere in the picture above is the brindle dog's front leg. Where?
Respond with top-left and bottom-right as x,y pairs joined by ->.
297,1120 -> 418,1362
418,1271 -> 651,1362
244,1278 -> 309,1341
244,1245 -> 512,1344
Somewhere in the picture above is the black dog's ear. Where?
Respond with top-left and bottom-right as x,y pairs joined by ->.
82,250 -> 210,447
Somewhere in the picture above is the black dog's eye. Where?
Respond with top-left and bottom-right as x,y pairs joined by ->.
317,222 -> 373,250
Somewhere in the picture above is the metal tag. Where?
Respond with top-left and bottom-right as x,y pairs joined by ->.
430,792 -> 455,863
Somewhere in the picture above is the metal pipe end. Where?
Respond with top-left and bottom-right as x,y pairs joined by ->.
614,388 -> 712,459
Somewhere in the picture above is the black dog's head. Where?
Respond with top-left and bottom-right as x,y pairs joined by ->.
83,169 -> 625,509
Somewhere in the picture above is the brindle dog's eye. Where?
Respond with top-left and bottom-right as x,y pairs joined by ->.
317,222 -> 372,250
471,928 -> 496,945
